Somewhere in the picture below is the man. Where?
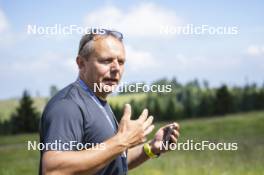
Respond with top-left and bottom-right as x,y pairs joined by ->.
39,29 -> 180,175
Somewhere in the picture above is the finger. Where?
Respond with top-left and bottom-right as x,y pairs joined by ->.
144,125 -> 155,136
161,123 -> 173,130
162,122 -> 180,131
143,116 -> 154,129
138,108 -> 148,122
172,129 -> 180,139
122,104 -> 131,121
170,134 -> 177,144
172,122 -> 180,130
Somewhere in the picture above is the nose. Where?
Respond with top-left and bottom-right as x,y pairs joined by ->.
110,59 -> 120,72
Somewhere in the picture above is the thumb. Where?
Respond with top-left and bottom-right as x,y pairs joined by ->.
122,104 -> 131,121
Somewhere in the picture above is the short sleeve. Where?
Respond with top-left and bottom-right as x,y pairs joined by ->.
41,99 -> 84,151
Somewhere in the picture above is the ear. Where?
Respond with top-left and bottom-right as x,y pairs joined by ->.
76,56 -> 84,69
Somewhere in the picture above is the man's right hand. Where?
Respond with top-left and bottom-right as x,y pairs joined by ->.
41,104 -> 155,175
116,104 -> 155,148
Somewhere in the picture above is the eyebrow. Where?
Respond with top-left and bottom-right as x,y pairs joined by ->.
99,56 -> 125,60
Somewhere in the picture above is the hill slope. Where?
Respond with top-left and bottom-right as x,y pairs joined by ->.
0,111 -> 263,175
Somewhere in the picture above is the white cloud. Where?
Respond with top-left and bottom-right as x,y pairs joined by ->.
0,9 -> 29,46
2,48 -> 156,75
246,45 -> 264,56
0,51 -> 78,97
165,54 -> 241,73
15,52 -> 75,73
0,52 -> 77,83
84,3 -> 183,37
125,45 -> 159,71
0,9 -> 8,33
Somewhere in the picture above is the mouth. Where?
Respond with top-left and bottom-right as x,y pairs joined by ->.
102,78 -> 119,85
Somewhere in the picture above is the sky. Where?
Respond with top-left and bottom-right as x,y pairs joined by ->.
0,0 -> 263,99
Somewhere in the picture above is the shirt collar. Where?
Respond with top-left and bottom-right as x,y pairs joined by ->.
77,77 -> 107,106
77,78 -> 94,96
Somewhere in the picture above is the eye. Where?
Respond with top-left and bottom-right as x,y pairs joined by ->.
118,59 -> 125,65
99,58 -> 112,64
103,60 -> 111,64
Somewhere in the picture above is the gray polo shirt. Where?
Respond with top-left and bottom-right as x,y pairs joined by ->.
39,79 -> 127,175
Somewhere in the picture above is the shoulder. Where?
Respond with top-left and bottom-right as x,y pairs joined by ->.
42,82 -> 85,120
45,80 -> 87,109
42,99 -> 82,125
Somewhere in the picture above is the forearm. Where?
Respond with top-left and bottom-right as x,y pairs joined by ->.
42,135 -> 127,175
127,143 -> 150,170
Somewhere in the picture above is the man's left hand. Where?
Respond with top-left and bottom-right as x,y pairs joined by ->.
149,122 -> 180,155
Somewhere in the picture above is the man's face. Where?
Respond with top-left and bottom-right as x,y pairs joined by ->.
79,35 -> 125,98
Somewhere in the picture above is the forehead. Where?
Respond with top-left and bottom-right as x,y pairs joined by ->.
92,36 -> 125,59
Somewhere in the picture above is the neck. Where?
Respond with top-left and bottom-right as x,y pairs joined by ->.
79,76 -> 108,101
95,91 -> 107,101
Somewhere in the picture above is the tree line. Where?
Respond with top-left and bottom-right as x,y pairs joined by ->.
1,78 -> 264,135
111,78 -> 264,122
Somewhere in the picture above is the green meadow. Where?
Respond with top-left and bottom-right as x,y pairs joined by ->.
0,94 -> 145,121
0,97 -> 48,122
0,111 -> 263,175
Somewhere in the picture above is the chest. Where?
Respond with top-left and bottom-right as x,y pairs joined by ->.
81,99 -> 118,144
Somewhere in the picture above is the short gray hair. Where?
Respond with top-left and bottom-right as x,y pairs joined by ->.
78,34 -> 94,59
78,29 -> 123,59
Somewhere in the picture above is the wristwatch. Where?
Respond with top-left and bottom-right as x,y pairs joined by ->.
143,143 -> 160,158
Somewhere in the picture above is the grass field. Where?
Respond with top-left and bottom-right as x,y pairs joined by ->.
0,94 -> 146,121
0,111 -> 263,175
0,97 -> 48,121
